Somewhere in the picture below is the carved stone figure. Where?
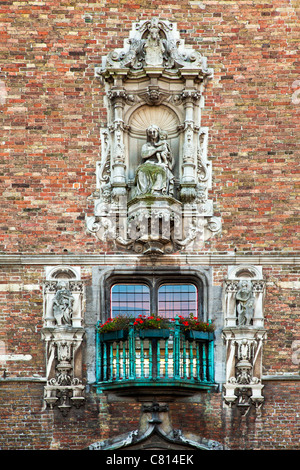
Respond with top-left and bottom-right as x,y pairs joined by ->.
52,282 -> 74,326
114,128 -> 125,163
183,127 -> 194,163
102,17 -> 208,73
144,18 -> 165,66
134,125 -> 175,197
238,338 -> 253,362
236,280 -> 254,326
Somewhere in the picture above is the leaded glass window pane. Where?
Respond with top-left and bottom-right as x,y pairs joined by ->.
158,284 -> 198,318
111,284 -> 150,317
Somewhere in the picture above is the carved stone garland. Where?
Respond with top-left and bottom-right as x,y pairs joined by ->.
222,266 -> 266,413
42,267 -> 85,415
86,18 -> 222,254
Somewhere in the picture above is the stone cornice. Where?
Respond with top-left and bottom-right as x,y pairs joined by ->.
0,253 -> 299,266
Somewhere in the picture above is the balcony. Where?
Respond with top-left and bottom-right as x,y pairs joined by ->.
95,317 -> 216,395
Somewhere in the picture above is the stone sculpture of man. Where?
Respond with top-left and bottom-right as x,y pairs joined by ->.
236,280 -> 254,326
52,281 -> 74,327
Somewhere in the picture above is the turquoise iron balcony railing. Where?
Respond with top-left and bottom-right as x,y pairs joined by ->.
95,318 -> 215,393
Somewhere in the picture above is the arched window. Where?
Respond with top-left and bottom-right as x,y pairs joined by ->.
158,284 -> 198,318
111,284 -> 150,317
110,282 -> 198,319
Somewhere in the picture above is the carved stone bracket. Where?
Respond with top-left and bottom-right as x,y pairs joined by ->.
86,18 -> 221,254
142,401 -> 169,424
42,267 -> 85,415
222,328 -> 266,413
222,266 -> 266,413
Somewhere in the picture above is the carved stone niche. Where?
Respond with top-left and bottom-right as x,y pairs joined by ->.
42,267 -> 85,415
86,17 -> 222,254
222,266 -> 267,413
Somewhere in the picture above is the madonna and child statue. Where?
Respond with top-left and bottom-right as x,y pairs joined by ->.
134,125 -> 175,198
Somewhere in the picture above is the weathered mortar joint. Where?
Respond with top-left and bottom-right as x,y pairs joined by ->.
42,267 -> 85,416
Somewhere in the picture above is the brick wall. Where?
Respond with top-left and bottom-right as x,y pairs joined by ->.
0,0 -> 298,254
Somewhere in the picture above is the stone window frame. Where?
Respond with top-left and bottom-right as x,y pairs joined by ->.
97,266 -> 212,324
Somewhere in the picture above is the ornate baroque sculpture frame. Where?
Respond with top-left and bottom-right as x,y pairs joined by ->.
86,18 -> 222,255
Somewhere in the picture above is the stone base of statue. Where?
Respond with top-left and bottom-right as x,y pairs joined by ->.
125,194 -> 182,254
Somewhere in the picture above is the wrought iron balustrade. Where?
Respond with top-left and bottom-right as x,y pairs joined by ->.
96,320 -> 215,392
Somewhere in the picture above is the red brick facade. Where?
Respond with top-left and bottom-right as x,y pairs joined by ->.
0,0 -> 299,450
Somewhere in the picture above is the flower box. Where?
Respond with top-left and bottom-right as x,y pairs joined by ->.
184,330 -> 214,341
100,330 -> 128,342
138,329 -> 170,339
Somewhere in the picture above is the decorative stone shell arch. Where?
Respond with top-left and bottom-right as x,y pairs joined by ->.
45,265 -> 81,281
227,265 -> 263,281
125,102 -> 182,137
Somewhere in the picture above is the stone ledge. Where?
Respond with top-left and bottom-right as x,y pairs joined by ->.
0,253 -> 299,266
262,374 -> 300,381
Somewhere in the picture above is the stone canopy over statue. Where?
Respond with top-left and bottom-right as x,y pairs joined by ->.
134,125 -> 175,197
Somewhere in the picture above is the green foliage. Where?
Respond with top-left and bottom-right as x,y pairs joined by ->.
98,315 -> 135,333
132,315 -> 170,330
176,313 -> 215,332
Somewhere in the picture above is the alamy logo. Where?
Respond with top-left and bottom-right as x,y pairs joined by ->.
291,80 -> 300,105
291,340 -> 300,365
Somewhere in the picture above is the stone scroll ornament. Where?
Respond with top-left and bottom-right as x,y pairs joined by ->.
42,272 -> 85,415
86,18 -> 222,254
